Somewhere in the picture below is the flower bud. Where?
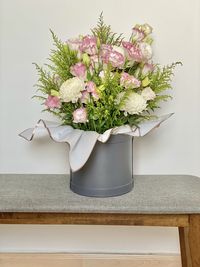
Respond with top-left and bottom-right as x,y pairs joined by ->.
82,53 -> 90,67
97,37 -> 101,49
50,89 -> 60,97
142,77 -> 150,87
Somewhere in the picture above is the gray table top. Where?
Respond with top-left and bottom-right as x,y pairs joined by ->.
0,174 -> 200,214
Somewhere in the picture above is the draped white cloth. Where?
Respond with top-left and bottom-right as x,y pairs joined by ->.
19,113 -> 173,171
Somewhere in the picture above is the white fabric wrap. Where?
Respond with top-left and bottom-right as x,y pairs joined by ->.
19,113 -> 173,172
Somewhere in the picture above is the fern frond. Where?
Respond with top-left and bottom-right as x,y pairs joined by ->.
33,63 -> 58,94
48,30 -> 78,81
150,62 -> 181,93
91,12 -> 123,45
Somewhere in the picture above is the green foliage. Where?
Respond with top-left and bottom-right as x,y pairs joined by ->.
150,62 -> 182,93
147,62 -> 182,111
91,12 -> 123,46
48,30 -> 78,81
85,71 -> 124,133
33,63 -> 59,95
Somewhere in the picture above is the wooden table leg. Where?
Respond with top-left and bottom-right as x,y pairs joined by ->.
179,215 -> 200,267
188,215 -> 200,267
179,227 -> 191,267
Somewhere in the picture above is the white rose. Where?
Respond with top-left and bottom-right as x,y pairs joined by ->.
119,92 -> 147,115
60,77 -> 84,103
141,87 -> 156,101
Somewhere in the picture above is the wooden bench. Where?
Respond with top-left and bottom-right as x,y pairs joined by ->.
0,174 -> 200,267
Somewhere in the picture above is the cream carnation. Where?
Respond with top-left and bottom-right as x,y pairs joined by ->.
118,92 -> 147,115
141,87 -> 156,101
59,77 -> 84,103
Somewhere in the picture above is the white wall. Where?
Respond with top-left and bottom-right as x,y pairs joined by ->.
0,0 -> 199,254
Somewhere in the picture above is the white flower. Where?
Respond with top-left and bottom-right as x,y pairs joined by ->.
139,42 -> 153,61
117,92 -> 147,115
141,87 -> 156,101
59,77 -> 84,103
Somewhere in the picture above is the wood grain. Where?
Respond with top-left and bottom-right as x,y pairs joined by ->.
0,254 -> 182,267
188,215 -> 200,267
0,212 -> 189,227
179,215 -> 200,267
179,227 -> 192,267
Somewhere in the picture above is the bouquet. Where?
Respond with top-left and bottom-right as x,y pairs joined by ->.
33,14 -> 180,134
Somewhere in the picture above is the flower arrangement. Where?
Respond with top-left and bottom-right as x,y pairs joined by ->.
34,14 -> 180,134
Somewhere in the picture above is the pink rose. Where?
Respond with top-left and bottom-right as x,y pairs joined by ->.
70,62 -> 87,80
120,72 -> 141,89
73,107 -> 88,123
45,95 -> 60,108
79,35 -> 97,55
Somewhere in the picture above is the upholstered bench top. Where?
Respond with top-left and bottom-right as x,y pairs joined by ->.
0,174 -> 200,214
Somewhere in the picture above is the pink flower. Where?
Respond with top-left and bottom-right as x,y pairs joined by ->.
122,41 -> 152,62
70,63 -> 87,80
80,90 -> 90,104
90,55 -> 100,70
45,95 -> 60,108
120,72 -> 141,89
100,44 -> 125,68
66,38 -> 82,51
122,41 -> 143,62
142,63 -> 154,76
85,81 -> 100,100
73,107 -> 88,123
85,81 -> 96,93
79,35 -> 97,55
131,27 -> 145,42
100,44 -> 113,63
91,91 -> 100,100
108,50 -> 125,68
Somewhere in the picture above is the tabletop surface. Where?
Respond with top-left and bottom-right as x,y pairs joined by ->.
0,174 -> 200,214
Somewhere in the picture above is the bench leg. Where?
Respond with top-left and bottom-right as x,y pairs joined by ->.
179,215 -> 200,267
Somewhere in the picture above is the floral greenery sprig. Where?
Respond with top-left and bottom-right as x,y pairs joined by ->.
33,14 -> 181,134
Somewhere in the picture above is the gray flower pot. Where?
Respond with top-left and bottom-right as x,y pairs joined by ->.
70,134 -> 134,197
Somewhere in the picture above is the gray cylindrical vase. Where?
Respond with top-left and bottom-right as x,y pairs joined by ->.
70,134 -> 134,197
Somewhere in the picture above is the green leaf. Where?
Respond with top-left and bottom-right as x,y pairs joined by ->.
91,12 -> 123,45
